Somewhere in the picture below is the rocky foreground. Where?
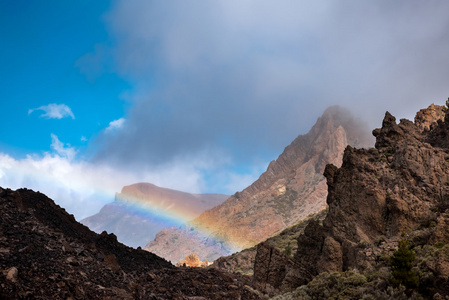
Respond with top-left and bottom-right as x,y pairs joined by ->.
0,188 -> 260,299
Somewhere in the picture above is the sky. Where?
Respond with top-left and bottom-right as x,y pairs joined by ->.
1,0 -> 449,220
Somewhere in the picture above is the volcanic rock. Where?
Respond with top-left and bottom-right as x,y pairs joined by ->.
253,103 -> 449,297
146,106 -> 372,262
415,103 -> 445,131
211,209 -> 327,276
0,187 -> 261,299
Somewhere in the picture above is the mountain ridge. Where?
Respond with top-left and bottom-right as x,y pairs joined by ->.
81,182 -> 228,248
145,106 -> 373,262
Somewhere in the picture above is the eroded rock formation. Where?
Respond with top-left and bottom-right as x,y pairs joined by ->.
253,103 -> 449,297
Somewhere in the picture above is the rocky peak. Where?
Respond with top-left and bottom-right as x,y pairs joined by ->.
145,106 -> 372,263
117,182 -> 228,219
415,103 -> 445,131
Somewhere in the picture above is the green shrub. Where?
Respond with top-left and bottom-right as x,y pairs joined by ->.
283,242 -> 292,257
390,239 -> 419,289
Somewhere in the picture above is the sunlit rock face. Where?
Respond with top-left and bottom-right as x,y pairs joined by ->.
176,253 -> 211,267
146,106 -> 373,263
81,183 -> 228,248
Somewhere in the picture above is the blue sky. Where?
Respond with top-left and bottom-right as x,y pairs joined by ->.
1,0 -> 449,220
0,1 -> 129,157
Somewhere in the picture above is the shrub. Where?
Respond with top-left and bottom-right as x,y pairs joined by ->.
283,242 -> 292,257
390,240 -> 419,289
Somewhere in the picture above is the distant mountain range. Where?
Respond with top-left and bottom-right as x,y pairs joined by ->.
81,183 -> 228,248
145,106 -> 373,262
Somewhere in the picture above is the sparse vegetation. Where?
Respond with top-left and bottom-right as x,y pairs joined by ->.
269,188 -> 299,219
283,242 -> 292,257
434,242 -> 446,249
270,269 -> 424,300
389,239 -> 418,290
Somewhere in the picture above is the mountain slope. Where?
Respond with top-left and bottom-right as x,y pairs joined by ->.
0,187 -> 261,299
253,103 -> 449,298
81,182 -> 227,248
145,106 -> 372,262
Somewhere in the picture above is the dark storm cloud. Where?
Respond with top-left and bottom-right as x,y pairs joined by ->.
92,0 -> 449,172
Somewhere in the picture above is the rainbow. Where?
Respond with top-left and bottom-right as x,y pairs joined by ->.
112,192 -> 244,253
0,153 -> 246,257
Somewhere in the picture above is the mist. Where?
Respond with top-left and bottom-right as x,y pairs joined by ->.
85,0 -> 449,185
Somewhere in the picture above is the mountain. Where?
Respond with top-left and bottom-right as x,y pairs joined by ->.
253,103 -> 449,298
0,187 -> 261,299
145,106 -> 373,262
81,182 -> 228,248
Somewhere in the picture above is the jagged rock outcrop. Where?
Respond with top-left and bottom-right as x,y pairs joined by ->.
0,187 -> 262,299
253,103 -> 449,297
212,209 -> 327,276
145,106 -> 372,263
253,242 -> 310,294
415,103 -> 445,131
81,182 -> 227,248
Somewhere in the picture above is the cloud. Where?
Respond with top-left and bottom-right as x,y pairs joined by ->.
28,103 -> 75,119
51,134 -> 77,161
105,118 -> 126,132
83,0 -> 449,191
0,149 -> 209,220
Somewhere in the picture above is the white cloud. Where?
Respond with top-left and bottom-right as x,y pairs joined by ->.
105,118 -> 126,132
51,134 -> 77,161
0,151 -> 207,220
28,103 -> 75,119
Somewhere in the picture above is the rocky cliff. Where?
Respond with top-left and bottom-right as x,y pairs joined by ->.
81,182 -> 227,248
212,209 -> 327,276
0,187 -> 261,299
146,106 -> 372,263
253,103 -> 449,298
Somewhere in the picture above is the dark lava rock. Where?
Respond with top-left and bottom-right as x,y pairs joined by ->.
0,187 -> 261,299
